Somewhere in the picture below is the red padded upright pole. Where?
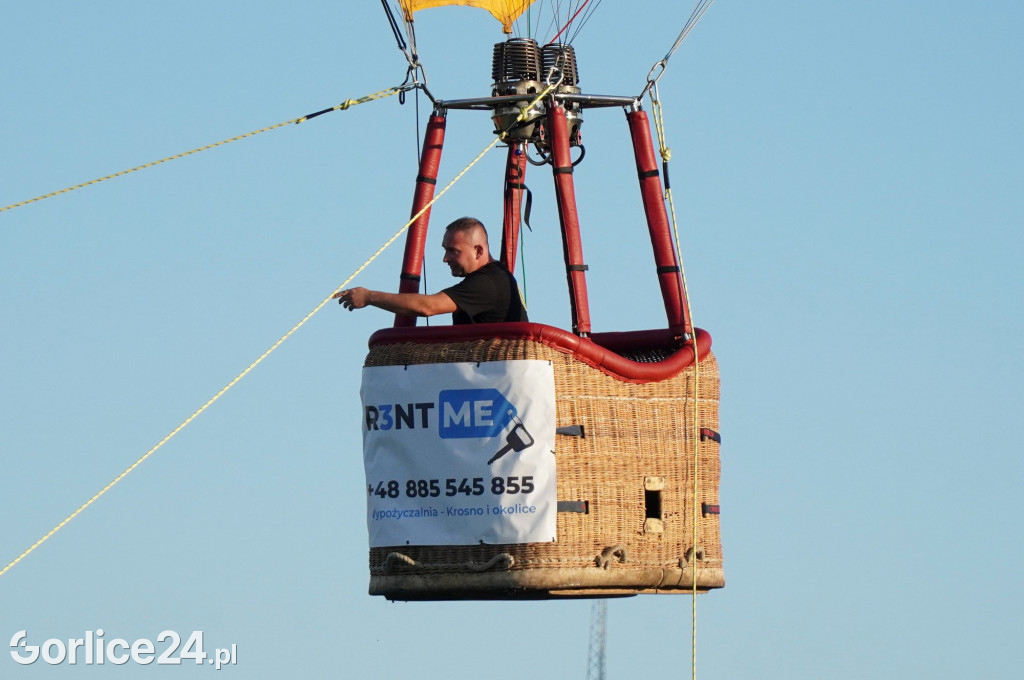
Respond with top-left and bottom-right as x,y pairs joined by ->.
500,141 -> 527,272
394,112 -> 447,328
549,105 -> 592,336
626,109 -> 691,336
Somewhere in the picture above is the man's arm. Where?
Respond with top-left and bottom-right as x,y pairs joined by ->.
334,287 -> 457,317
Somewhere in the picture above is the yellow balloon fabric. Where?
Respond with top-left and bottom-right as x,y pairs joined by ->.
398,0 -> 536,33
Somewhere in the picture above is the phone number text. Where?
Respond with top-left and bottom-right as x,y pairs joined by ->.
368,476 -> 535,499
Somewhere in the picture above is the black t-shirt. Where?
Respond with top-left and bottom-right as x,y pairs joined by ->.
442,261 -> 529,325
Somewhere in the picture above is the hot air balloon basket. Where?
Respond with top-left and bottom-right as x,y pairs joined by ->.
363,326 -> 723,600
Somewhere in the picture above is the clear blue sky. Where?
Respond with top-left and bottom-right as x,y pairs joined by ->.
2,1 -> 1022,677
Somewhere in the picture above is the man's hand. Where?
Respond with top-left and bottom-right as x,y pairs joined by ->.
333,287 -> 371,311
332,287 -> 456,317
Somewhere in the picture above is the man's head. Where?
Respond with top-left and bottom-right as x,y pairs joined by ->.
442,217 -> 491,277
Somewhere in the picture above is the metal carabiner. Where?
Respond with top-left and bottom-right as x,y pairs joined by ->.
640,59 -> 668,100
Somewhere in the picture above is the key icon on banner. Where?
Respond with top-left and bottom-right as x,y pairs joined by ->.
487,413 -> 535,464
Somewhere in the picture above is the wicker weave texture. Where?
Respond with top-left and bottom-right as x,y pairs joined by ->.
365,337 -> 722,598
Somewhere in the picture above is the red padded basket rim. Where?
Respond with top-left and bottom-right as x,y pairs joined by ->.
368,323 -> 712,383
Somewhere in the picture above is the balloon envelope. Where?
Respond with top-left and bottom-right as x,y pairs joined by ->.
398,0 -> 537,33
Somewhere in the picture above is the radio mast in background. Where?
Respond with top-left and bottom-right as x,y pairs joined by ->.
586,600 -> 607,680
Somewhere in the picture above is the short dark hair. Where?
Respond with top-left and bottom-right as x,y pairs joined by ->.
445,217 -> 488,242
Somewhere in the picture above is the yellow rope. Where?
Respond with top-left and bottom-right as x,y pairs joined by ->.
0,78 -> 559,579
650,87 -> 701,680
0,128 -> 501,581
0,87 -> 402,214
652,97 -> 672,165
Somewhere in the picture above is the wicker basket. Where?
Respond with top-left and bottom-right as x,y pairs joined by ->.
363,323 -> 722,600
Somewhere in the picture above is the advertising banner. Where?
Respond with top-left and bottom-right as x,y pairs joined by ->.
361,360 -> 556,547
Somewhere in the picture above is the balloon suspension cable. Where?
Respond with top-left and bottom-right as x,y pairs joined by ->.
381,0 -> 417,70
638,0 -> 716,100
546,0 -> 592,45
381,1 -> 435,105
